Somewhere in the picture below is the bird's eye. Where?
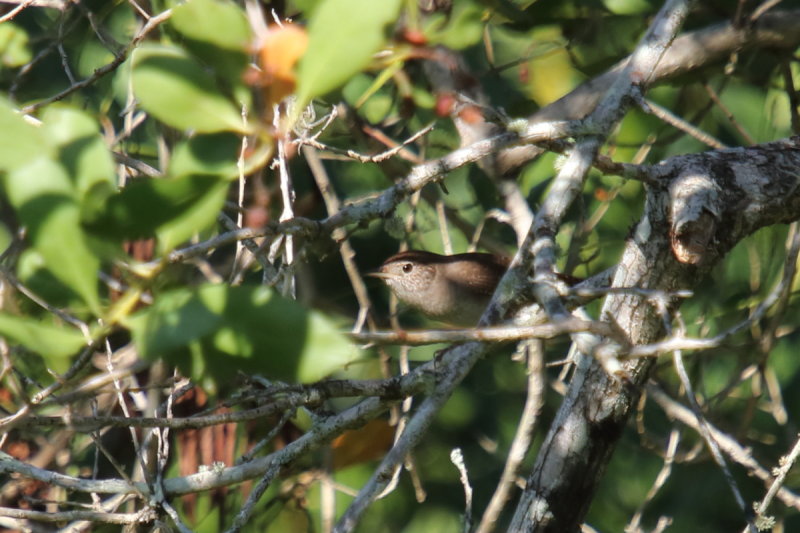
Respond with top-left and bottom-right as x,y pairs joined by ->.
402,263 -> 413,273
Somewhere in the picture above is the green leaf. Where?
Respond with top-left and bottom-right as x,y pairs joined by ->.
132,44 -> 247,133
295,0 -> 401,109
296,312 -> 361,382
16,249 -> 85,308
0,314 -> 86,370
169,132 -> 242,179
41,105 -> 116,202
342,74 -> 395,124
83,175 -> 228,252
426,3 -> 484,50
129,287 -> 222,355
289,0 -> 323,13
3,155 -> 72,205
171,0 -> 251,80
155,178 -> 228,253
0,97 -> 52,172
0,22 -> 32,68
171,0 -> 251,51
128,284 -> 362,386
5,158 -> 101,312
603,0 -> 654,15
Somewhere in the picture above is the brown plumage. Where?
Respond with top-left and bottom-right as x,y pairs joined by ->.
369,250 -> 582,326
368,250 -> 509,326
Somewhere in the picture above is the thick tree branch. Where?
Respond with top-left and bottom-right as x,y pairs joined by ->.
510,137 -> 800,531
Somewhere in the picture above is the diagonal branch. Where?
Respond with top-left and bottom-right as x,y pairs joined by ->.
496,8 -> 800,174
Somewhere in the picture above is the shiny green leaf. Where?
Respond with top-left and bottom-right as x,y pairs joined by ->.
296,311 -> 361,382
171,0 -> 251,80
128,284 -> 362,386
0,23 -> 32,68
41,106 -> 116,202
603,0 -> 654,15
171,0 -> 251,51
83,174 -> 227,252
156,178 -> 227,253
16,249 -> 84,308
132,44 -> 246,133
129,287 -> 221,356
0,98 -> 51,172
295,0 -> 401,109
5,158 -> 101,312
425,3 -> 484,50
0,314 -> 86,369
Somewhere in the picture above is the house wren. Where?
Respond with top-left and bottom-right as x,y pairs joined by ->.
368,250 -> 509,326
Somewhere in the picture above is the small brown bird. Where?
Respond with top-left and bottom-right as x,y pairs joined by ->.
368,250 -> 509,326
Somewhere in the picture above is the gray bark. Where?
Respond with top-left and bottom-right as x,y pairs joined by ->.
510,137 -> 800,531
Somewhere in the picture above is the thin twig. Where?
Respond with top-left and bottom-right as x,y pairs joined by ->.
0,506 -> 156,524
21,8 -> 173,114
295,123 -> 435,164
302,145 -> 380,335
350,317 -> 624,346
749,434 -> 800,531
231,103 -> 250,283
104,339 -> 145,476
641,98 -> 727,149
0,267 -> 90,337
334,342 -> 491,532
273,106 -> 296,297
225,463 -> 282,533
0,344 -> 98,431
0,0 -> 41,23
750,0 -> 784,21
476,340 -> 544,533
5,374 -> 431,431
780,60 -> 800,134
236,410 -> 295,465
648,384 -> 800,511
450,448 -> 473,533
702,81 -> 757,145
669,345 -> 755,531
626,428 -> 681,532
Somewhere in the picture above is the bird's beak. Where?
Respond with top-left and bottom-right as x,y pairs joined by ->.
365,270 -> 391,280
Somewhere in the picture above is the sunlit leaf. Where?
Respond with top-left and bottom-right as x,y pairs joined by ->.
83,174 -> 228,252
426,3 -> 484,50
156,178 -> 228,253
171,0 -> 251,51
296,311 -> 364,382
129,287 -> 221,355
132,44 -> 247,133
0,314 -> 86,369
295,0 -> 401,110
0,98 -> 51,172
603,0 -> 654,15
0,23 -> 32,68
6,158 -> 100,312
128,284 -> 362,386
41,105 -> 116,202
171,0 -> 251,80
16,249 -> 86,308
